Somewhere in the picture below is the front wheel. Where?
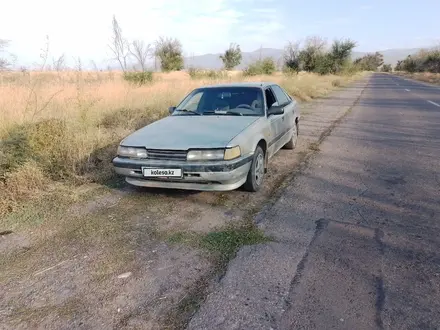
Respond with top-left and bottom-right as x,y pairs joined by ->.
243,146 -> 265,192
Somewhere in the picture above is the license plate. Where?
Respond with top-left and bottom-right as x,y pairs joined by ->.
142,168 -> 182,178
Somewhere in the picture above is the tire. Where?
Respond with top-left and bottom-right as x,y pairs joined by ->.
283,122 -> 298,150
243,145 -> 265,192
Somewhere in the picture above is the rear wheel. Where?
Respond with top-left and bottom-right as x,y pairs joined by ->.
243,146 -> 265,192
283,122 -> 298,150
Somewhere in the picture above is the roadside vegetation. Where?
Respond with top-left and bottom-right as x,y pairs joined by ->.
392,46 -> 440,84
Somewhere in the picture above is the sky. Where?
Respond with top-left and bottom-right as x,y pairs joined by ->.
1,0 -> 439,68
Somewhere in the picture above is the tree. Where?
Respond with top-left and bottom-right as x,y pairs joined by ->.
219,43 -> 242,70
353,52 -> 384,71
425,50 -> 440,73
154,36 -> 184,72
109,15 -> 129,72
283,41 -> 301,73
402,55 -> 417,72
329,38 -> 357,73
298,36 -> 327,72
129,40 -> 152,71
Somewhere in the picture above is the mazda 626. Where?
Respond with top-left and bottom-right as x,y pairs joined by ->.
112,82 -> 300,192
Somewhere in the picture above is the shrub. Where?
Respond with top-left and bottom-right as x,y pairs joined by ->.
123,71 -> 153,85
0,160 -> 47,215
381,64 -> 392,72
0,124 -> 32,180
243,57 -> 276,76
396,49 -> 440,73
260,58 -> 276,74
188,67 -> 199,79
100,107 -> 166,130
332,79 -> 341,87
188,68 -> 229,79
0,119 -> 70,181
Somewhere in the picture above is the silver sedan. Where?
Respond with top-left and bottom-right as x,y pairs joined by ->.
112,82 -> 300,192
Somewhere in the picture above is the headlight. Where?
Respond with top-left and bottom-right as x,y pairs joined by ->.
224,146 -> 241,160
187,149 -> 225,161
186,146 -> 241,161
117,146 -> 147,158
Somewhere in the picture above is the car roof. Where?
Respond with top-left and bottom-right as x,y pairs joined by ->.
200,82 -> 276,89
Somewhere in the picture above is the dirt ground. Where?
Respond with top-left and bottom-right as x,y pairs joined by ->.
0,77 -> 369,330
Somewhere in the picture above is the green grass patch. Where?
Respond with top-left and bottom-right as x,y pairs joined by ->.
168,225 -> 271,265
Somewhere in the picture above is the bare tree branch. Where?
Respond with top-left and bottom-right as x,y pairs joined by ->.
52,53 -> 66,72
33,35 -> 50,71
108,15 -> 129,72
129,40 -> 152,71
283,41 -> 301,73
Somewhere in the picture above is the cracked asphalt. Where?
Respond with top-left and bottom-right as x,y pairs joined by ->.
188,73 -> 440,330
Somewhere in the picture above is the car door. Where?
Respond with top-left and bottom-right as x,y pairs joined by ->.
270,84 -> 295,145
264,87 -> 284,157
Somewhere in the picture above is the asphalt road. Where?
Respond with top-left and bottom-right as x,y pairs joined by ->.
188,73 -> 440,330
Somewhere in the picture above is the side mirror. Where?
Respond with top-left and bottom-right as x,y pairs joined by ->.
267,105 -> 284,116
169,106 -> 176,114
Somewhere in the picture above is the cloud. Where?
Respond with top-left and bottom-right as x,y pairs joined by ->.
0,0 -> 285,66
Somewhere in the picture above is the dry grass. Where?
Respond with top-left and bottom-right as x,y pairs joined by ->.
393,71 -> 440,85
0,69 -> 365,215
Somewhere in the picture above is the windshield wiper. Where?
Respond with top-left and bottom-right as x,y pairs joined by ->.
175,109 -> 201,115
204,110 -> 243,116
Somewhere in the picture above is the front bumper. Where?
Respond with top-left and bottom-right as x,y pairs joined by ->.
112,156 -> 253,191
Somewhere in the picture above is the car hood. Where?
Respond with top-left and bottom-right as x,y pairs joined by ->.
121,115 -> 260,149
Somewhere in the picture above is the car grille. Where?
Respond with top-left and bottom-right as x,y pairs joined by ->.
146,149 -> 187,161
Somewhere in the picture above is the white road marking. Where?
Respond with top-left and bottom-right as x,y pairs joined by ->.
405,89 -> 410,91
427,100 -> 440,107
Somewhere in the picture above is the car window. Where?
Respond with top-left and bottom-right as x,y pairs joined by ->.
173,87 -> 265,116
265,88 -> 277,108
182,91 -> 202,111
271,85 -> 290,106
280,86 -> 294,101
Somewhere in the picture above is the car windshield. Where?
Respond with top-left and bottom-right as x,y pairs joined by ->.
172,87 -> 265,116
